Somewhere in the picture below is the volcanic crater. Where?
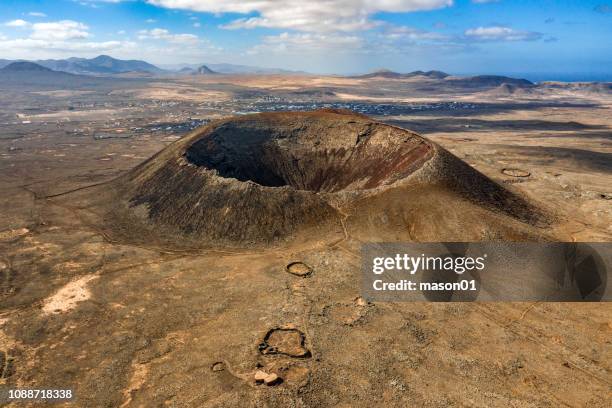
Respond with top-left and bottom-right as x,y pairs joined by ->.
184,113 -> 432,192
83,110 -> 549,247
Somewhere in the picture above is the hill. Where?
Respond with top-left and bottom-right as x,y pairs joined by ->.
1,61 -> 54,72
357,69 -> 405,79
0,59 -> 14,69
0,61 -> 137,89
410,70 -> 449,79
355,69 -> 450,79
538,81 -> 612,94
447,75 -> 533,88
195,65 -> 218,75
85,109 -> 547,248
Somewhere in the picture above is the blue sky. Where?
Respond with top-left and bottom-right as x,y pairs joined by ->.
1,0 -> 611,79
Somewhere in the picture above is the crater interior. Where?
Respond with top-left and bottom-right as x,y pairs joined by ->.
184,114 -> 432,193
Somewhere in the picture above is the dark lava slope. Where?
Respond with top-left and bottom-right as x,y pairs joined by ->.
84,110 -> 549,247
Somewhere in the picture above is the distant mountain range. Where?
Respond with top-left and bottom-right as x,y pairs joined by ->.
167,62 -> 304,75
0,55 -> 163,75
0,58 -> 301,89
353,69 -> 535,87
1,60 -> 609,98
0,57 -> 547,87
3,57 -> 607,94
0,55 -> 305,76
0,60 -> 121,88
355,69 -> 450,79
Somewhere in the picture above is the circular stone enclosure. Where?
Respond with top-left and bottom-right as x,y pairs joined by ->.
502,168 -> 531,178
185,114 -> 433,193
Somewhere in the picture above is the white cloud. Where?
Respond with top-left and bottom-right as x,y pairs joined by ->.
0,33 -> 220,64
0,17 -> 133,60
464,26 -> 542,41
0,15 -> 220,65
78,0 -> 129,3
193,22 -> 201,28
5,19 -> 30,27
245,21 -> 457,60
75,0 -> 131,9
222,16 -> 381,32
31,20 -> 90,40
145,19 -> 157,23
148,0 -> 453,32
138,28 -> 199,43
248,32 -> 363,55
382,25 -> 448,41
74,0 -> 110,8
28,12 -> 47,17
0,38 -> 134,58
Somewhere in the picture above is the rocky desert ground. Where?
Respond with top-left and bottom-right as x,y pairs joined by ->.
0,72 -> 611,407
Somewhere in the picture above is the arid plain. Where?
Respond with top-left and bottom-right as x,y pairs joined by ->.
1,72 -> 611,407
